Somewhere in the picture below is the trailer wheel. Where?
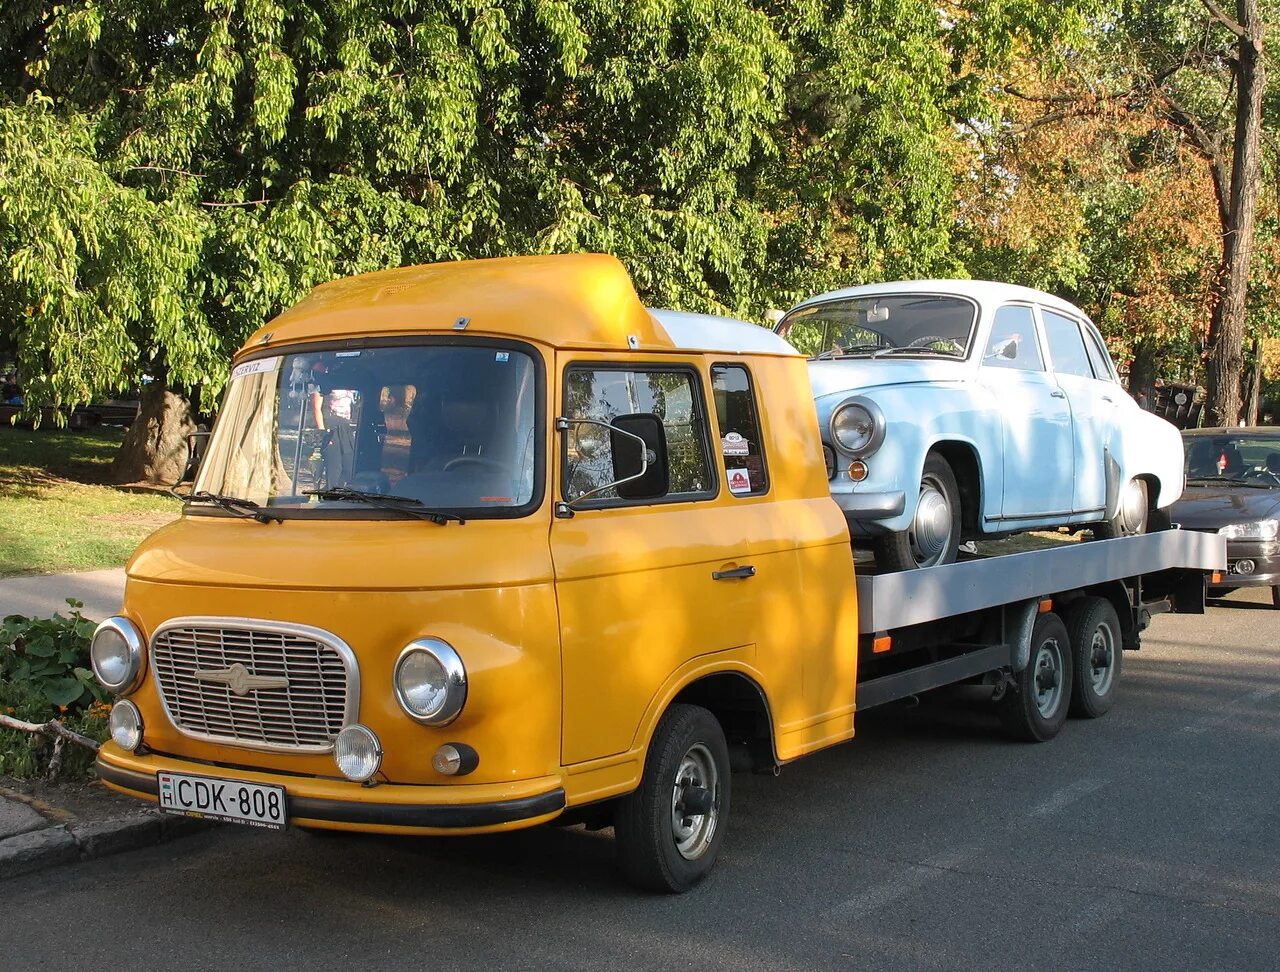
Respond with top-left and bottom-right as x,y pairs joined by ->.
997,612 -> 1073,742
1064,597 -> 1122,718
615,703 -> 731,893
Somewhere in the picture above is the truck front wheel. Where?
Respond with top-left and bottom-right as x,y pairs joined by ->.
997,612 -> 1074,742
615,703 -> 731,893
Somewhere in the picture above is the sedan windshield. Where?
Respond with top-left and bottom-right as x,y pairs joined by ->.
778,295 -> 977,359
194,342 -> 540,515
1184,434 -> 1280,486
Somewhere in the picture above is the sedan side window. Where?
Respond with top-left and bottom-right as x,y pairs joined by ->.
1081,324 -> 1116,382
1041,310 -> 1094,379
983,305 -> 1043,371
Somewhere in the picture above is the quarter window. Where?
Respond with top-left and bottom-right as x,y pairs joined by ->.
1082,325 -> 1116,382
711,365 -> 769,496
563,366 -> 714,504
1041,310 -> 1094,379
983,306 -> 1043,372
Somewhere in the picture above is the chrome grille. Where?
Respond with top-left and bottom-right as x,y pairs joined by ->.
151,620 -> 357,753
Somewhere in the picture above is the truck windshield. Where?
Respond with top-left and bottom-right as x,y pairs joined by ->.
778,295 -> 977,359
194,342 -> 540,515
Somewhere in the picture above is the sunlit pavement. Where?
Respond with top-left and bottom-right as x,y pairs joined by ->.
7,587 -> 1278,971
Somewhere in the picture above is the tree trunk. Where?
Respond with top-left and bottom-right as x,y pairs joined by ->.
1127,338 -> 1161,401
109,379 -> 199,485
1203,0 -> 1265,428
1245,336 -> 1262,425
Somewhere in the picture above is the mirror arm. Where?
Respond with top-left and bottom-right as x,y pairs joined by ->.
554,416 -> 650,511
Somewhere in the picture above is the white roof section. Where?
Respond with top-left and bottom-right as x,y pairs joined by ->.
787,279 -> 1093,322
648,309 -> 800,357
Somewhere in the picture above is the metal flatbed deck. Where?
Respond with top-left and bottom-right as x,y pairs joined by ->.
855,530 -> 1226,635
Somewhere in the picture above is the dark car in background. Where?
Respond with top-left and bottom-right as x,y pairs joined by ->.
1171,428 -> 1280,608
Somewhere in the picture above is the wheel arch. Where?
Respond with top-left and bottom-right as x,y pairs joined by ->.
927,438 -> 986,538
658,670 -> 778,774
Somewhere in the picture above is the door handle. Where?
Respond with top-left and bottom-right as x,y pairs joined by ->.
1050,389 -> 1067,399
712,565 -> 756,581
1101,395 -> 1114,403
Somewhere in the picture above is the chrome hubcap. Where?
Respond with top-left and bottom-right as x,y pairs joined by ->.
671,744 -> 719,861
1089,625 -> 1115,695
1118,481 -> 1146,534
1033,638 -> 1064,718
910,481 -> 953,566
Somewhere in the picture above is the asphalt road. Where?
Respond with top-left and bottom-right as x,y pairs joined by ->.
7,588 -> 1279,971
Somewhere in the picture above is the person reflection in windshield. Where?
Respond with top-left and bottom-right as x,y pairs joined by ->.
309,360 -> 358,488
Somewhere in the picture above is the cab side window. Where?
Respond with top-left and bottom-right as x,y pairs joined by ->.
563,366 -> 714,504
983,305 -> 1044,371
711,364 -> 769,496
1041,310 -> 1094,379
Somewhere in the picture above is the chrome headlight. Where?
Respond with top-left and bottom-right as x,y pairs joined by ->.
1219,519 -> 1279,541
90,617 -> 145,694
394,639 -> 467,726
830,398 -> 885,457
334,725 -> 382,782
109,700 -> 143,751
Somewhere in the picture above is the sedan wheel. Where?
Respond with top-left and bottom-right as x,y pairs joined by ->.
874,454 -> 962,571
1094,479 -> 1148,539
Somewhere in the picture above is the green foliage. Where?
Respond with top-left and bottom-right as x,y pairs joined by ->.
1,599 -> 108,780
1,599 -> 103,708
1,0 -> 1096,424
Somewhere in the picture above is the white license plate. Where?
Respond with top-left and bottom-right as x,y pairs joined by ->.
157,771 -> 287,830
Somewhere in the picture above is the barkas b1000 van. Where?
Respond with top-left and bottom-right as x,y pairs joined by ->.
92,253 -> 859,891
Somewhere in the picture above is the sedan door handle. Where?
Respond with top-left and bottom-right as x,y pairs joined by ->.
1101,395 -> 1114,403
712,565 -> 756,581
1050,389 -> 1067,399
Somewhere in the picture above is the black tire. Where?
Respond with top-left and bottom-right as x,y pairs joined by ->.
874,454 -> 962,571
615,704 -> 731,893
997,612 -> 1074,742
1094,479 -> 1148,539
1064,597 -> 1122,719
1272,586 -> 1279,609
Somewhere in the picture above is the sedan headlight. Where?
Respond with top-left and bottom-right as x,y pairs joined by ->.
394,639 -> 467,726
830,398 -> 885,457
90,617 -> 145,694
1219,519 -> 1279,541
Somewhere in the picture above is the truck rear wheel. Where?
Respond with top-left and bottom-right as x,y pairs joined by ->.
1064,596 -> 1122,718
615,703 -> 730,893
997,612 -> 1073,742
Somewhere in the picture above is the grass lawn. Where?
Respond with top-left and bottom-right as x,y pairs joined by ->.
0,425 -> 180,577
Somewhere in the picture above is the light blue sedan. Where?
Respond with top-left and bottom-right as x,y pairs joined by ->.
776,281 -> 1185,570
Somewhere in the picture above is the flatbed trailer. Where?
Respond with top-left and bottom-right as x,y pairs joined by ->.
847,530 -> 1225,738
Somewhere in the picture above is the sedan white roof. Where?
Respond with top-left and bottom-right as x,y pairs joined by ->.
788,279 -> 1093,323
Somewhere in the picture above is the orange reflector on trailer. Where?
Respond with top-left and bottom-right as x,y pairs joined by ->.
1211,572 -> 1223,585
1038,598 -> 1054,614
873,635 -> 892,654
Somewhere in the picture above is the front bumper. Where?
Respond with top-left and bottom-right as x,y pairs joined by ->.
831,488 -> 906,522
97,744 -> 566,835
1217,539 -> 1280,588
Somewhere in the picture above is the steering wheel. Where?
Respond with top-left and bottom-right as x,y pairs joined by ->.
907,335 -> 965,354
442,456 -> 511,475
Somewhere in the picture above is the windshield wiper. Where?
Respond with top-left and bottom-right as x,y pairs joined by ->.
873,346 -> 964,357
813,344 -> 886,360
1186,476 -> 1270,488
187,491 -> 284,524
303,487 -> 466,525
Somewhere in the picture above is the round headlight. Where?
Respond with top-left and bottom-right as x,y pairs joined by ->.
90,617 -> 145,694
394,639 -> 467,726
830,399 -> 884,456
334,725 -> 382,782
109,700 -> 143,751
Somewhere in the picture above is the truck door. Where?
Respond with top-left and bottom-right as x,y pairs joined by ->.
1040,309 -> 1114,516
550,357 -> 779,766
976,304 -> 1074,520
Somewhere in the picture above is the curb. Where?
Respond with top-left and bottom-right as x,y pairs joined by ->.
0,811 -> 212,881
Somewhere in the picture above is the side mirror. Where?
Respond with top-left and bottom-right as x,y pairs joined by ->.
181,431 -> 211,485
556,412 -> 669,512
610,413 -> 668,500
985,338 -> 1019,361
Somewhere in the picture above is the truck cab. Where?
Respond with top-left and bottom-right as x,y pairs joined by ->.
93,254 -> 859,890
